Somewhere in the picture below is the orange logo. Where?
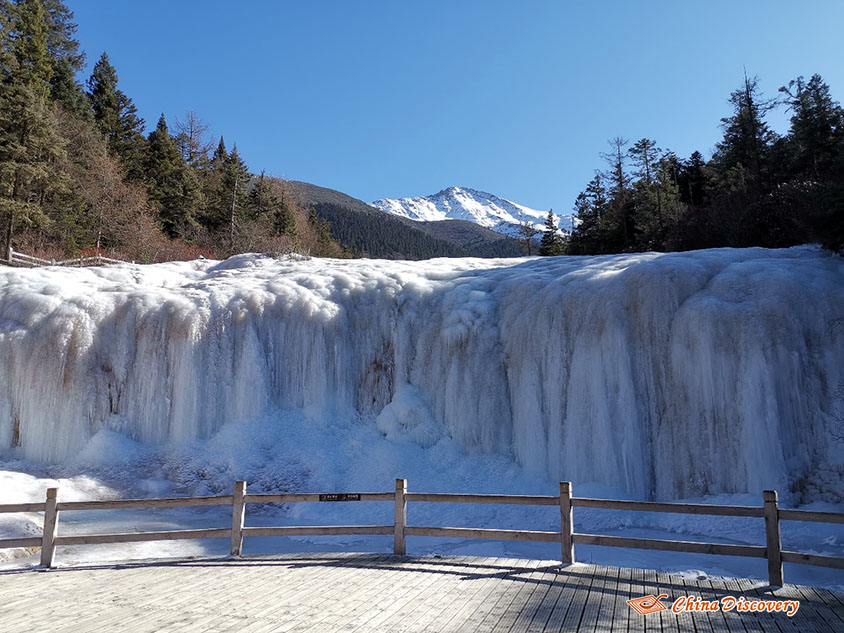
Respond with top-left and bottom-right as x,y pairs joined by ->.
627,594 -> 669,615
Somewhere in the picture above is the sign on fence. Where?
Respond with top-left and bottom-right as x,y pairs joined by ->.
319,494 -> 361,502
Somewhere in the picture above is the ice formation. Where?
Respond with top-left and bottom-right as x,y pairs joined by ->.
0,247 -> 842,501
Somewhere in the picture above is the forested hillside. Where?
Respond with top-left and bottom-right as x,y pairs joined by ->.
0,0 -> 343,263
289,181 -> 524,258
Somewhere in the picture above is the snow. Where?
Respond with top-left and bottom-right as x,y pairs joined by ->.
0,246 -> 843,586
372,186 -> 576,237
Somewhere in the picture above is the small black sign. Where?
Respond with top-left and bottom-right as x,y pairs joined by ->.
319,493 -> 361,502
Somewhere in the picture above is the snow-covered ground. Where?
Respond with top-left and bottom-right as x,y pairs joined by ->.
0,247 -> 843,588
373,186 -> 576,237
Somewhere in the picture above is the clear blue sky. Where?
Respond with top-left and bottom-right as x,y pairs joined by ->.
68,0 -> 844,212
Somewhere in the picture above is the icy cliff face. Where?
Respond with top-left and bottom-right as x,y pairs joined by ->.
1,248 -> 842,501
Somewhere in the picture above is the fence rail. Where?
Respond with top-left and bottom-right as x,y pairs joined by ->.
5,248 -> 128,268
1,479 -> 843,585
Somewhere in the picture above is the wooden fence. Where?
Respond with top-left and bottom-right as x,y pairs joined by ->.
5,248 -> 127,268
1,479 -> 842,586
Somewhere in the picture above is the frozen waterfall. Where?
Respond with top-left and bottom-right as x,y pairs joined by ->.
1,247 -> 842,501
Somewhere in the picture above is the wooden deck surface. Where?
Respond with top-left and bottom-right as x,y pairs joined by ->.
0,553 -> 841,632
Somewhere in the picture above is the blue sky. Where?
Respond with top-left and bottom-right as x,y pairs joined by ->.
69,1 -> 844,212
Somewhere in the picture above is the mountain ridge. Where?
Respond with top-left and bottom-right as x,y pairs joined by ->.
372,186 -> 576,238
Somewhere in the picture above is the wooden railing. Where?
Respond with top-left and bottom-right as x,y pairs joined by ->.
5,248 -> 127,268
1,479 -> 842,586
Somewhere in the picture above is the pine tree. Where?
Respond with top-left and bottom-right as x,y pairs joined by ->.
712,74 -> 776,190
0,76 -> 68,258
600,137 -> 633,249
220,144 -> 250,241
568,174 -> 607,254
41,0 -> 88,114
246,170 -> 296,238
10,0 -> 52,97
677,151 -> 707,206
87,52 -> 146,178
144,114 -> 201,237
538,209 -> 564,255
780,74 -> 843,180
49,56 -> 90,117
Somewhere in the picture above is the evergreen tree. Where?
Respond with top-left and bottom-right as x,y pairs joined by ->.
568,174 -> 609,254
87,52 -> 146,177
144,114 -> 201,237
600,137 -> 633,249
41,0 -> 88,113
247,171 -> 276,217
49,56 -> 90,117
780,74 -> 844,180
712,74 -> 776,190
677,151 -> 707,206
538,209 -> 564,255
219,144 -> 250,240
0,78 -> 68,258
10,0 -> 52,97
41,0 -> 83,70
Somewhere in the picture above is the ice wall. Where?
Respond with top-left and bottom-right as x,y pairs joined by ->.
1,247 -> 842,500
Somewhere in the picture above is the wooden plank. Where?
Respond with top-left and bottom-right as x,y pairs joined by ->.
394,478 -> 407,555
701,576 -> 740,633
559,482 -> 574,565
541,565 -> 594,631
785,583 -> 843,633
730,577 -> 785,633
778,509 -> 844,524
626,566 -> 646,633
573,532 -> 767,557
523,565 -> 575,633
55,527 -> 231,545
583,564 -> 618,632
230,481 -> 246,556
56,495 -> 233,510
507,562 -> 560,633
609,565 -> 635,633
405,493 -> 559,506
242,492 -> 394,503
357,558 -> 468,632
241,525 -> 392,537
487,562 -> 550,633
763,490 -> 784,587
472,559 -> 542,633
39,487 -> 59,567
354,557 -> 477,633
0,536 -> 42,548
405,526 -> 560,542
289,555 -> 404,632
427,558 -> 520,633
557,564 -> 597,632
0,502 -> 46,513
781,551 -> 844,570
571,497 -> 764,517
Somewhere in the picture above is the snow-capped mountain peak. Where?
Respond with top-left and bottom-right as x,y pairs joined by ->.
372,186 -> 574,239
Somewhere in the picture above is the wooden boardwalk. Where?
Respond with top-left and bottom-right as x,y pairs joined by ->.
0,553 -> 841,632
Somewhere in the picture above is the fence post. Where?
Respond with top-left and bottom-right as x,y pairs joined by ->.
40,488 -> 59,568
560,482 -> 574,565
394,478 -> 407,556
763,490 -> 783,586
230,481 -> 247,557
